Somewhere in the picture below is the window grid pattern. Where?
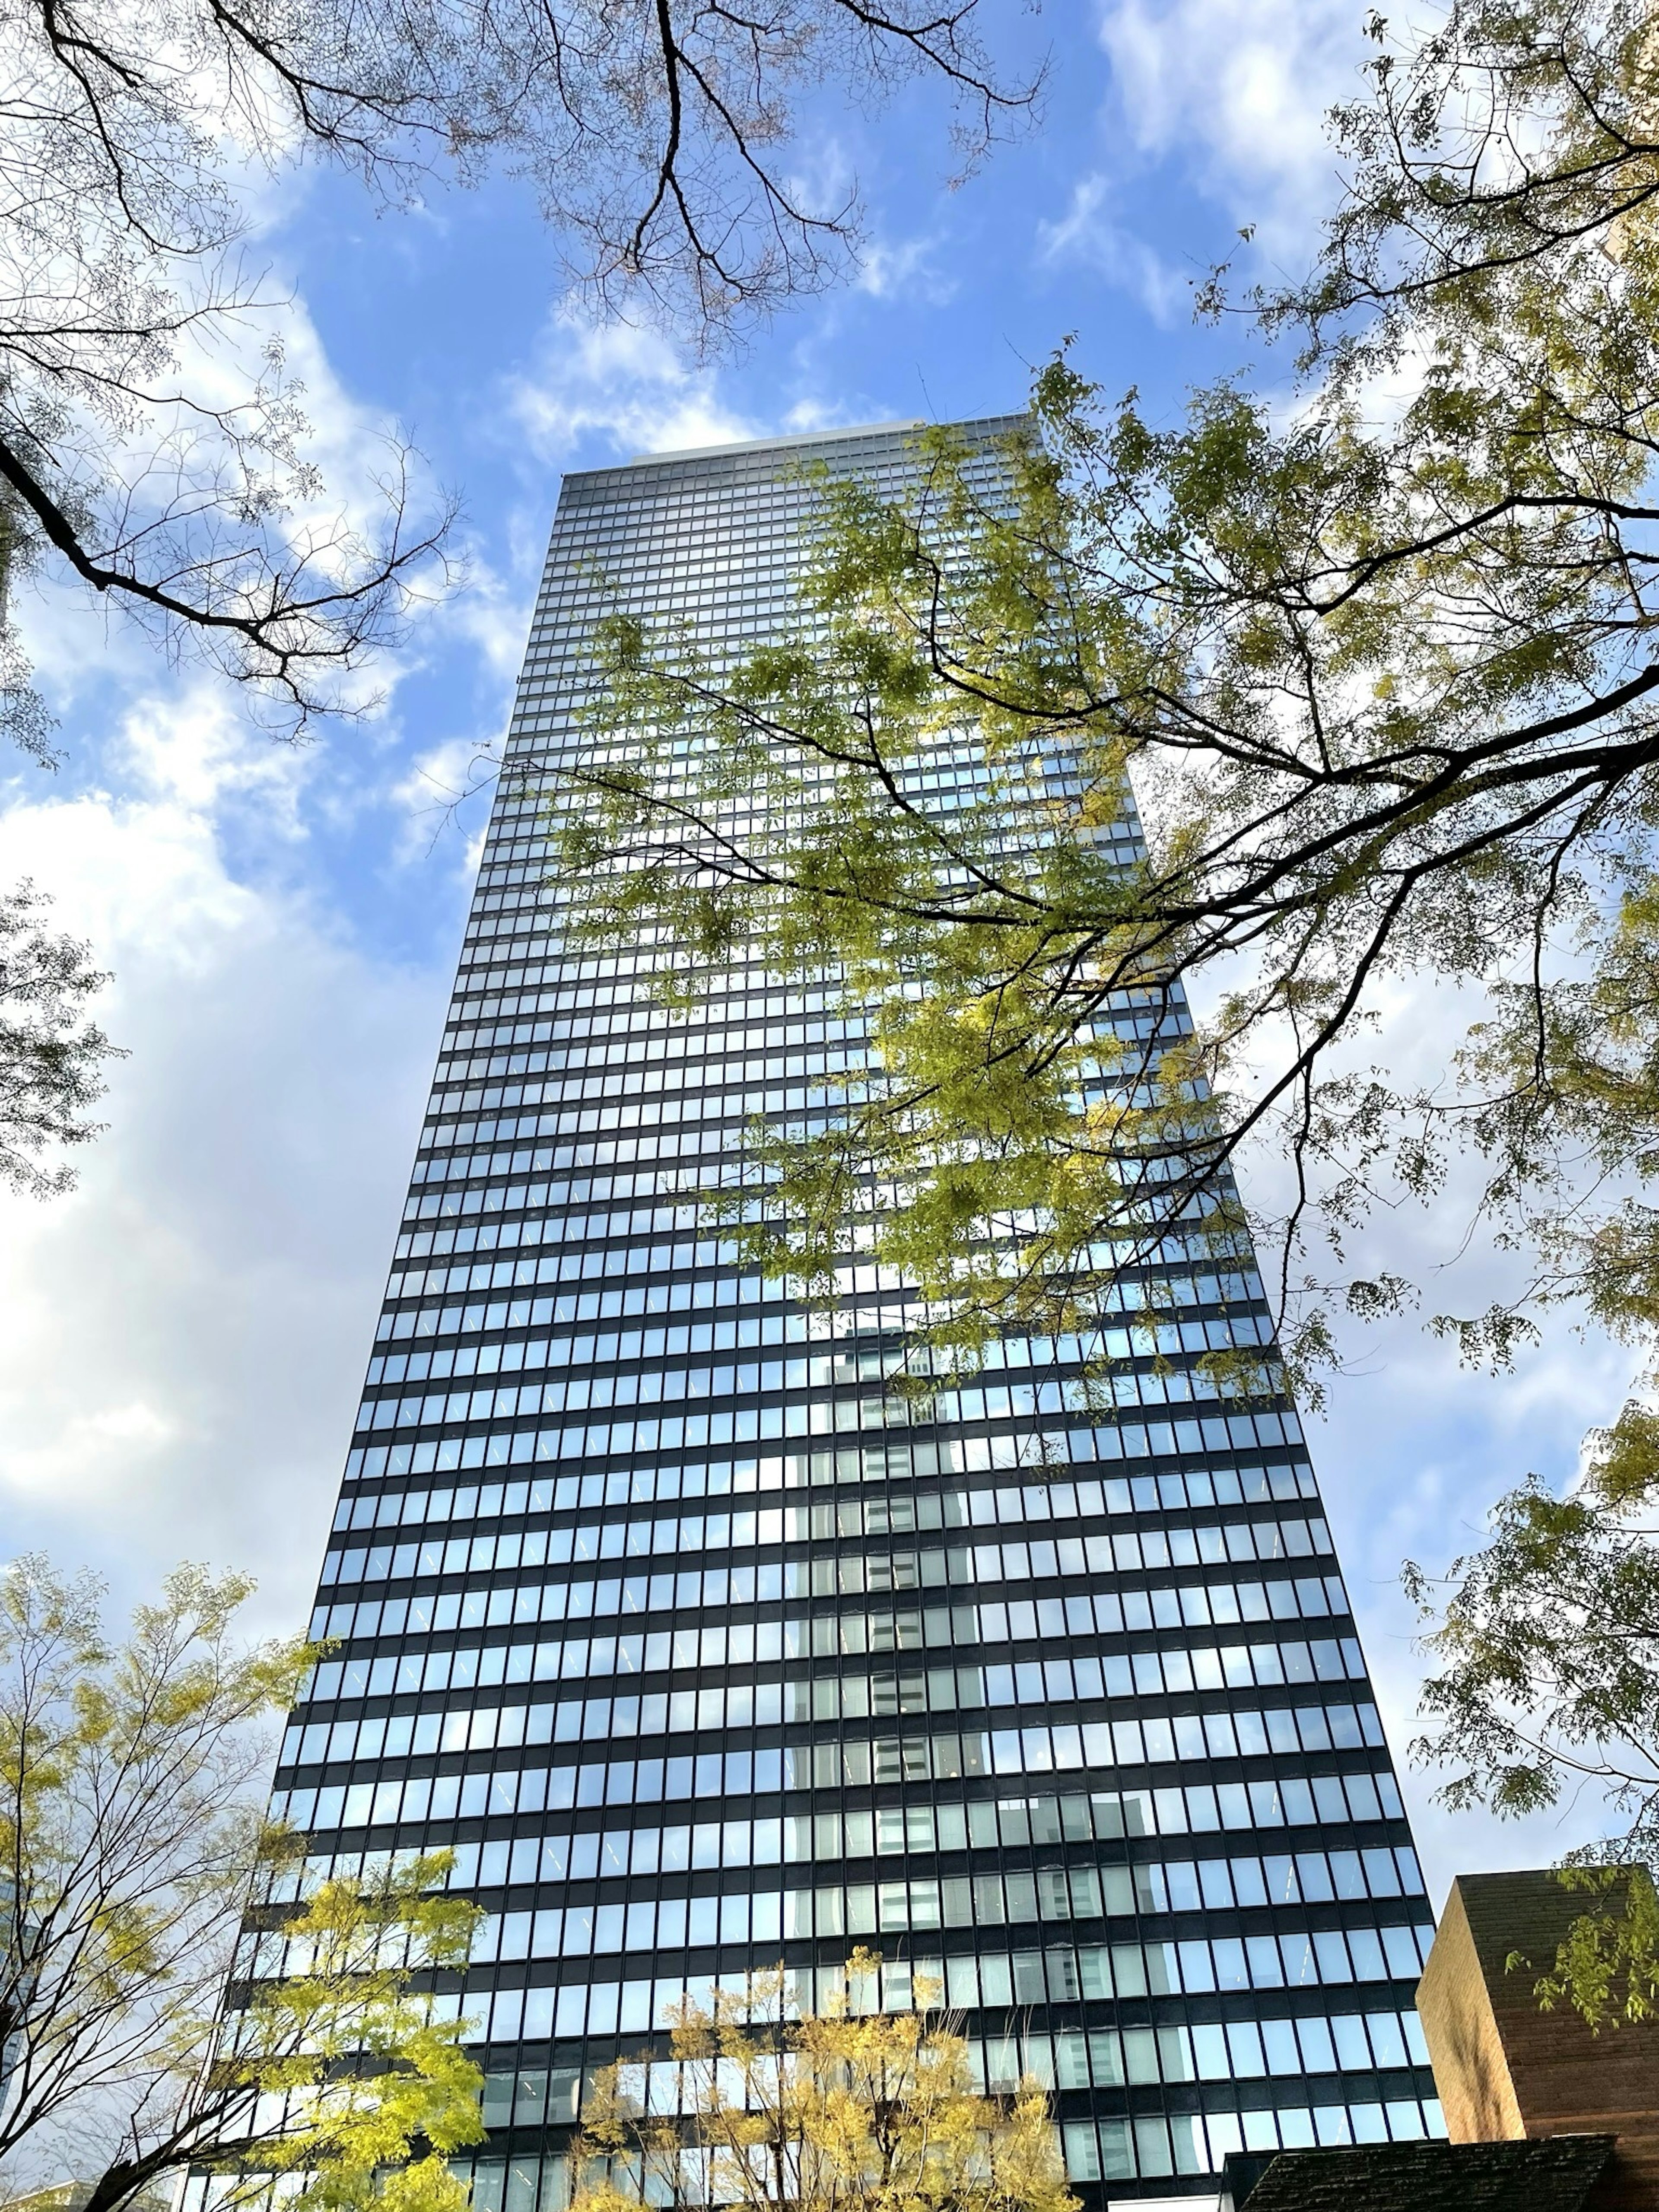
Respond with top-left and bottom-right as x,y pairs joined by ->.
269,421 -> 1441,2207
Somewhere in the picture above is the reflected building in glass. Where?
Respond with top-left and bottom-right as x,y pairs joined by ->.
268,420 -> 1443,2206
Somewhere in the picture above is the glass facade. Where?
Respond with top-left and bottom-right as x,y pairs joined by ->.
269,419 -> 1442,2206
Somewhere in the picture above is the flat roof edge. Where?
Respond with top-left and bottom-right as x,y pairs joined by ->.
619,420 -> 924,467
555,414 -> 1029,481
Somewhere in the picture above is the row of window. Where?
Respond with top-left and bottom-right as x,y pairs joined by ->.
320,1546 -> 1348,1639
326,1507 -> 1331,1587
443,982 -> 855,1032
443,992 -> 874,1045
480,2005 -> 1430,2131
385,1253 -> 866,1313
452,914 -> 804,978
349,1441 -> 1308,1525
362,1349 -> 1277,1453
477,2026 -> 1433,2159
403,1160 -> 754,1208
272,1746 -> 1405,1838
436,966 -> 1186,1039
382,1242 -> 766,1303
282,1674 -> 1386,1770
437,1025 -> 1167,1093
364,1316 -> 1271,1391
417,1927 -> 1430,2052
407,1174 -> 705,1223
458,1888 -> 1435,1987
428,1058 -> 1159,1144
437,965 -> 791,1024
403,1099 -> 925,1170
325,1476 -> 1325,1564
277,1827 -> 1422,1919
338,1453 -> 1312,1524
358,1366 -> 1294,1435
438,1014 -> 868,1070
309,1565 -> 1351,1659
298,1623 -> 1367,1710
368,1322 -> 823,1387
347,1403 -> 1308,1478
419,1081 -> 836,1153
413,1087 -> 1227,1184
394,2091 -> 1447,2212
1063,2100 -> 1445,2188
343,1497 -> 1325,1598
430,1042 -> 871,1108
401,1197 -> 703,1240
393,1232 -> 749,1285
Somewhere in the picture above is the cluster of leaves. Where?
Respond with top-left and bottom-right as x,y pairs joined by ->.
0,881 -> 119,1198
0,1554 -> 483,2212
544,0 -> 1659,1988
552,0 -> 1659,1407
569,1955 -> 1076,2212
1523,1865 -> 1659,2029
224,1862 -> 483,2212
1405,1404 -> 1659,1860
0,0 -> 1034,750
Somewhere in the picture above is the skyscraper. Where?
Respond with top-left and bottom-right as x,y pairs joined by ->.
270,420 -> 1443,2209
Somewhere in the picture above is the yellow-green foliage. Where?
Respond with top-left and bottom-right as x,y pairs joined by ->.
0,1555 -> 483,2212
569,1957 -> 1077,2212
551,0 -> 1659,2029
549,0 -> 1659,1416
1406,1422 -> 1659,2029
1522,1866 -> 1659,2030
235,1859 -> 485,2212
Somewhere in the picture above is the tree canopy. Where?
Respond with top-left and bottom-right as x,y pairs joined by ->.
1406,1402 -> 1659,2028
0,1555 -> 483,2212
551,0 -> 1659,1398
541,0 -> 1659,2001
0,0 -> 1035,1192
568,1957 -> 1076,2212
0,881 -> 118,1198
0,0 -> 1034,749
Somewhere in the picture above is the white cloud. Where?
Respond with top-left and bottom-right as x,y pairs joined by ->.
1196,946 -> 1646,1900
178,280 -> 425,548
114,684 -> 314,827
1313,1294 -> 1634,1900
1039,174 -> 1195,325
0,691 -> 449,1644
1093,0 -> 1375,255
7,273 -> 452,744
508,311 -> 758,465
855,232 -> 957,307
390,733 -> 498,873
782,396 -> 857,435
436,548 -> 537,684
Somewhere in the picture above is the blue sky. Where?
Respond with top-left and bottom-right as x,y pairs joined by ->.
0,0 -> 1635,1904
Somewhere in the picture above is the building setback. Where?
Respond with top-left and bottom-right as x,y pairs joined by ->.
269,419 -> 1443,2208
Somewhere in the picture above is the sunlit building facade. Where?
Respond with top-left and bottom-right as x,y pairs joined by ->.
268,420 -> 1443,2207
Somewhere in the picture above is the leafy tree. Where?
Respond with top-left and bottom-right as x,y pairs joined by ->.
0,0 -> 1032,1186
551,0 -> 1659,1398
0,1554 -> 484,2212
568,1956 -> 1076,2212
1526,1867 -> 1659,2031
0,0 -> 1033,747
1404,1408 -> 1659,2030
0,881 -> 118,1198
550,0 -> 1659,2000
